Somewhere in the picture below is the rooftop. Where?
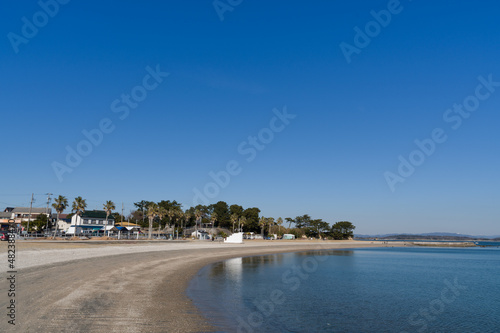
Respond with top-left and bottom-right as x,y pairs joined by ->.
12,207 -> 51,214
116,222 -> 140,227
80,210 -> 115,220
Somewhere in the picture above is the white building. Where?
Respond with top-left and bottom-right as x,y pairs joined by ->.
10,207 -> 52,223
224,232 -> 243,243
191,230 -> 210,240
67,210 -> 115,235
57,219 -> 71,232
243,232 -> 256,240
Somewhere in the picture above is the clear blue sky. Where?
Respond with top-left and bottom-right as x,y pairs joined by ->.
1,0 -> 499,235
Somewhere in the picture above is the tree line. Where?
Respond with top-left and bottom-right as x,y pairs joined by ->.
24,196 -> 356,240
129,200 -> 355,240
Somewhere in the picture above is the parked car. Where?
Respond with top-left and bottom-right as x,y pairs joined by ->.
0,231 -> 10,241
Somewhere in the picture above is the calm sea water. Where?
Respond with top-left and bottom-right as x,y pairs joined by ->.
187,246 -> 500,332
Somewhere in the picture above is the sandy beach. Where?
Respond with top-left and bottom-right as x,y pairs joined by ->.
0,239 -> 395,332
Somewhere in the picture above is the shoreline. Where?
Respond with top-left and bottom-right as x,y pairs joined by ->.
0,240 -> 402,332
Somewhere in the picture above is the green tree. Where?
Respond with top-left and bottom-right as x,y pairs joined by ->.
259,216 -> 267,236
34,214 -> 48,232
133,200 -> 153,225
72,197 -> 87,220
242,207 -> 261,232
23,214 -> 48,233
158,200 -> 183,213
112,212 -> 122,223
309,219 -> 330,239
103,200 -> 115,236
287,215 -> 330,238
294,215 -> 312,229
276,217 -> 284,236
147,203 -> 158,240
266,217 -> 275,235
239,216 -> 246,232
131,210 -> 146,227
158,206 -> 167,236
51,195 -> 68,239
210,212 -> 218,236
289,228 -> 305,239
183,210 -> 192,237
134,200 -> 154,212
230,213 -> 239,233
229,204 -> 244,217
194,209 -> 204,238
194,204 -> 210,216
175,210 -> 184,238
331,221 -> 356,240
210,212 -> 218,227
166,208 -> 177,228
210,201 -> 230,229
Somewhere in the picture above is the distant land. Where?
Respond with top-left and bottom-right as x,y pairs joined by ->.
355,232 -> 500,241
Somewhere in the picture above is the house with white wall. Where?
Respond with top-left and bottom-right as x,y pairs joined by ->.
54,214 -> 71,232
10,207 -> 52,223
67,210 -> 115,235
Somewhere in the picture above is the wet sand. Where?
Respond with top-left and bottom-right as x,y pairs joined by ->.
0,240 -> 395,332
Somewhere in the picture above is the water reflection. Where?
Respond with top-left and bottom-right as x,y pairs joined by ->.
294,250 -> 354,257
189,247 -> 499,333
190,249 -> 357,332
208,253 -> 286,278
208,250 -> 355,278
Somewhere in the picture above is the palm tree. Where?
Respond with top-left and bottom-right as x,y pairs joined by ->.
239,216 -> 247,233
103,200 -> 115,237
182,211 -> 191,238
231,214 -> 239,233
147,203 -> 158,240
210,212 -> 218,237
259,216 -> 267,236
194,209 -> 203,239
176,210 -> 184,239
158,206 -> 167,238
72,196 -> 87,223
167,209 -> 177,229
277,217 -> 283,235
51,195 -> 68,239
267,217 -> 275,235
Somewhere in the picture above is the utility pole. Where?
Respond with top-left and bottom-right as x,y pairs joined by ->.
45,193 -> 52,234
121,202 -> 124,224
27,193 -> 34,236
